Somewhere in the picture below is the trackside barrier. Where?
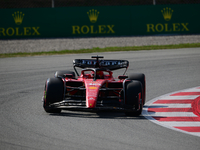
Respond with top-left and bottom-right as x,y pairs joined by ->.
0,4 -> 200,39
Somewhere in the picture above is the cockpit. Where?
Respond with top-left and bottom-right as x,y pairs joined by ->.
81,68 -> 113,80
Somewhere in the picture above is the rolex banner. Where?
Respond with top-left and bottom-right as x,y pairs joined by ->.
0,4 -> 199,39
131,4 -> 200,35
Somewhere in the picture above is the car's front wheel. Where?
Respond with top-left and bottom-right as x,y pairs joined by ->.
43,78 -> 63,113
124,80 -> 143,116
128,73 -> 146,105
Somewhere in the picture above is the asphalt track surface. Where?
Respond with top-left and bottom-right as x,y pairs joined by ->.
0,48 -> 200,150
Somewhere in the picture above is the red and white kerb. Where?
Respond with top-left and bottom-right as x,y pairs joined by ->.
143,87 -> 200,137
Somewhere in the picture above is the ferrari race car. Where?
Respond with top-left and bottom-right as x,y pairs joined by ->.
43,56 -> 145,116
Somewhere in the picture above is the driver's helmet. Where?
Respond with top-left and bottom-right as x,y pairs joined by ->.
96,71 -> 104,79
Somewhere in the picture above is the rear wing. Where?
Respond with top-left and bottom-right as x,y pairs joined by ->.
73,59 -> 129,71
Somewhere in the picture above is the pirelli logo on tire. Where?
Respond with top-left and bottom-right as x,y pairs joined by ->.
72,9 -> 115,35
0,11 -> 40,37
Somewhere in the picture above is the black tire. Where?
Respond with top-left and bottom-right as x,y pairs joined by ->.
128,73 -> 146,105
55,70 -> 75,78
43,78 -> 63,113
124,80 -> 143,116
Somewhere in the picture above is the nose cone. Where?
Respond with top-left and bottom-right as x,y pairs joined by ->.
84,80 -> 106,108
87,97 -> 97,108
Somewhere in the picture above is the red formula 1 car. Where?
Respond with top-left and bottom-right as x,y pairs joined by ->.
43,56 -> 145,116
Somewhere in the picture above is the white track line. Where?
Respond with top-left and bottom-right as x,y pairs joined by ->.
147,112 -> 197,117
158,95 -> 199,100
149,104 -> 192,108
160,122 -> 200,127
181,88 -> 200,92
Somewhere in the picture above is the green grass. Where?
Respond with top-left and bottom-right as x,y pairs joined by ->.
1,43 -> 200,58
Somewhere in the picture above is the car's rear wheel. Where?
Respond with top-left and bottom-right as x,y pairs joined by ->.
128,73 -> 146,105
124,80 -> 143,116
43,78 -> 63,113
